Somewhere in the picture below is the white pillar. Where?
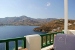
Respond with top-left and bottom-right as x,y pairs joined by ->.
25,34 -> 41,50
64,0 -> 68,34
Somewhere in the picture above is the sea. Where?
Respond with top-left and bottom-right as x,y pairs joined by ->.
0,26 -> 46,50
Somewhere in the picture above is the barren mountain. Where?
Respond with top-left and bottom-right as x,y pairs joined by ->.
0,15 -> 56,26
34,19 -> 75,32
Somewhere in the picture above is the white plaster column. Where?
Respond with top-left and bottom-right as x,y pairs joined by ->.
25,34 -> 41,50
64,0 -> 68,34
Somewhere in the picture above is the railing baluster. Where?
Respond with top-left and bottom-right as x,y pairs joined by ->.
53,34 -> 54,43
46,35 -> 47,46
22,37 -> 26,48
41,36 -> 43,48
51,34 -> 52,44
6,41 -> 9,50
15,40 -> 18,50
50,34 -> 51,45
24,37 -> 26,48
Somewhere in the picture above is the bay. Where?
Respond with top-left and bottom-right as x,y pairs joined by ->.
0,26 -> 46,50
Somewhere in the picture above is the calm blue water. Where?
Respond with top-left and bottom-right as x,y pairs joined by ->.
0,26 -> 45,50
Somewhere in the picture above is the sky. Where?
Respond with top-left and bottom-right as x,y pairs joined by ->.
0,0 -> 75,19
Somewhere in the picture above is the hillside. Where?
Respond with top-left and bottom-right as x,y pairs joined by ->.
0,15 -> 56,26
34,19 -> 75,33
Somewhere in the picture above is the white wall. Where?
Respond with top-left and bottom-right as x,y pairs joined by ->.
62,30 -> 75,35
68,30 -> 75,35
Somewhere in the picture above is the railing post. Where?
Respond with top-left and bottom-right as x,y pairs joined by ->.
25,34 -> 41,50
49,34 -> 51,45
22,37 -> 26,48
15,40 -> 18,50
41,36 -> 43,48
46,35 -> 47,46
6,41 -> 9,50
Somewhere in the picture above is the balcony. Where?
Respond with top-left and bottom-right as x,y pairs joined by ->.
0,32 -> 64,50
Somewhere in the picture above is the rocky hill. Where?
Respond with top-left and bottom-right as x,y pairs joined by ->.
34,19 -> 75,33
0,15 -> 56,26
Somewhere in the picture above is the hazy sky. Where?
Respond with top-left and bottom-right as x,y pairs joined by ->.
0,0 -> 75,19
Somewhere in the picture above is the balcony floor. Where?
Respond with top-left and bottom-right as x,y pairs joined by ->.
41,45 -> 53,50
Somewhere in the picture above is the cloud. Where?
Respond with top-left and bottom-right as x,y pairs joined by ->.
46,2 -> 50,7
45,2 -> 50,9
